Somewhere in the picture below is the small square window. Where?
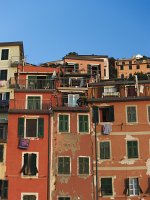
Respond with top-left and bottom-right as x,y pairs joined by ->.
58,157 -> 70,175
120,65 -> 124,70
59,115 -> 69,132
21,153 -> 38,176
126,106 -> 137,123
101,178 -> 113,196
1,49 -> 9,60
127,141 -> 138,159
23,195 -> 37,200
100,141 -> 110,159
0,70 -> 7,81
78,115 -> 89,133
99,106 -> 114,122
78,157 -> 90,175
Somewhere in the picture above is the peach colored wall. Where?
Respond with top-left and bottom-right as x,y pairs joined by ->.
64,58 -> 108,80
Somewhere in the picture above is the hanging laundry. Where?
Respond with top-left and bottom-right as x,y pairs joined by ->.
102,124 -> 112,135
18,138 -> 30,149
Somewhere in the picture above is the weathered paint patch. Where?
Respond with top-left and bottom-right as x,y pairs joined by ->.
57,134 -> 80,156
58,176 -> 70,184
119,156 -> 136,165
146,158 -> 150,175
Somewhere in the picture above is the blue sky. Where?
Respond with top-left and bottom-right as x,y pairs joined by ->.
0,0 -> 150,64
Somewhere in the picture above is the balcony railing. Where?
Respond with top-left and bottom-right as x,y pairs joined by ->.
102,92 -> 120,98
17,78 -> 56,90
0,100 -> 9,111
10,99 -> 52,110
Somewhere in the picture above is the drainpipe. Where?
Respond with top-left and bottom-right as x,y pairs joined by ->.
47,113 -> 51,200
95,122 -> 98,200
92,106 -> 99,200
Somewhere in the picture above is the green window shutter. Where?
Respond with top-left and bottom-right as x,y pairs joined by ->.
1,180 -> 8,199
18,118 -> 24,137
30,153 -> 38,175
0,145 -> 4,162
58,157 -> 63,174
101,178 -> 113,196
127,107 -> 136,123
59,115 -> 68,132
64,157 -> 70,174
100,142 -> 110,159
79,157 -> 83,174
148,106 -> 150,122
21,153 -> 29,175
84,157 -> 89,174
127,141 -> 138,158
38,118 -> 44,138
79,115 -> 89,132
108,106 -> 114,122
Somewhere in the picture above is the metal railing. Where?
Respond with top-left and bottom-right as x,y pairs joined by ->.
10,99 -> 52,110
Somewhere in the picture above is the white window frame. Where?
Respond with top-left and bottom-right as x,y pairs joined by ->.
24,117 -> 40,138
126,105 -> 138,124
78,156 -> 90,176
21,152 -> 39,178
77,113 -> 90,134
99,140 -> 111,161
26,95 -> 42,110
147,105 -> 150,123
57,156 -> 71,176
100,176 -> 114,197
128,177 -> 139,196
21,192 -> 38,200
58,113 -> 70,133
0,48 -> 10,61
126,139 -> 139,160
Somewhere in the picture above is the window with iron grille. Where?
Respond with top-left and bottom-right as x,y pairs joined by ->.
58,157 -> 70,175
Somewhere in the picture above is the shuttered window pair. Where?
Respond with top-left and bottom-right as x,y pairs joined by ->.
58,157 -> 70,175
78,157 -> 89,175
59,115 -> 69,132
18,118 -> 44,138
79,115 -> 89,132
21,153 -> 38,176
123,178 -> 143,196
100,141 -> 110,160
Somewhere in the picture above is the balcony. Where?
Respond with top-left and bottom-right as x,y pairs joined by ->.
9,99 -> 52,111
0,100 -> 9,112
17,78 -> 56,90
59,77 -> 89,88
